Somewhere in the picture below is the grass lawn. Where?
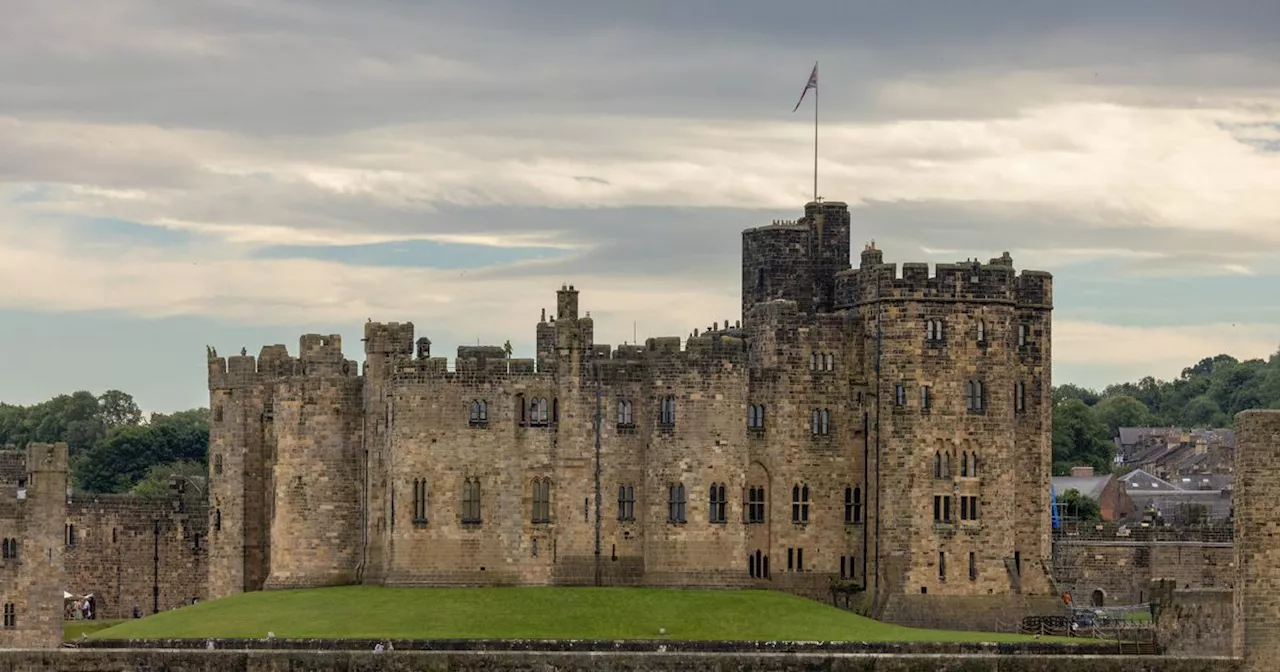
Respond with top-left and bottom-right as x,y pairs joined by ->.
64,619 -> 124,641
88,586 -> 1071,643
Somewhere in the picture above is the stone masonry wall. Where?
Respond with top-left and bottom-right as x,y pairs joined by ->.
1234,409 -> 1280,670
849,246 -> 1054,605
1053,540 -> 1233,606
0,444 -> 67,649
744,302 -> 867,590
264,376 -> 363,589
65,488 -> 208,619
1154,588 -> 1233,657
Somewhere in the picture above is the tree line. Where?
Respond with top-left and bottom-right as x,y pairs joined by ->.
1051,349 -> 1280,476
0,390 -> 207,496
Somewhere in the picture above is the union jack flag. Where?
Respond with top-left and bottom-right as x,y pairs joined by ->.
792,62 -> 818,112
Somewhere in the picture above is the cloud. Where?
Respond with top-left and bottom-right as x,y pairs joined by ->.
1056,320 -> 1279,381
2,1 -> 1280,402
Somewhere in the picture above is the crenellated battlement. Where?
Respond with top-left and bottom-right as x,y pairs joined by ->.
364,321 -> 415,356
208,336 -> 359,391
24,442 -> 67,474
834,248 -> 1053,309
390,356 -> 542,385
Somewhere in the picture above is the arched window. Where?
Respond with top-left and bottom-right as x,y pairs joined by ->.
966,381 -> 985,412
531,478 -> 551,523
517,394 -> 527,425
961,452 -> 969,477
844,487 -> 863,524
617,484 -> 635,521
748,404 -> 766,430
659,395 -> 676,426
709,483 -> 727,523
812,409 -> 830,435
667,483 -> 686,522
934,452 -> 943,479
970,453 -> 979,477
791,484 -> 810,523
976,320 -> 986,343
469,400 -> 487,425
747,486 -> 766,523
824,353 -> 834,370
462,478 -> 482,523
617,399 -> 634,426
412,479 -> 428,522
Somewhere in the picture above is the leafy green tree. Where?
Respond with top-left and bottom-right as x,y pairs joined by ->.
1182,395 -> 1227,428
1091,395 -> 1155,437
1052,399 -> 1114,475
1057,488 -> 1103,522
72,408 -> 208,493
98,389 -> 143,429
130,460 -> 207,500
1053,384 -> 1101,407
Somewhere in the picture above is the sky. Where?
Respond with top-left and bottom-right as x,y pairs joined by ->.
1,1 -> 1278,413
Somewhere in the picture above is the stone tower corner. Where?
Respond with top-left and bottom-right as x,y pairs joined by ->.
1234,409 -> 1280,670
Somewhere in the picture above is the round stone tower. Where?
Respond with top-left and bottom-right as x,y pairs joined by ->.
1234,409 -> 1280,669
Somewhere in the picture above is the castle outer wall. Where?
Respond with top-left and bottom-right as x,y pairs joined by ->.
64,481 -> 209,619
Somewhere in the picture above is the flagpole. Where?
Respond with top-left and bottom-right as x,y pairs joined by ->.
813,60 -> 819,203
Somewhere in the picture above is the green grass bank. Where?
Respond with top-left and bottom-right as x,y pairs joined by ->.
87,586 -> 1069,643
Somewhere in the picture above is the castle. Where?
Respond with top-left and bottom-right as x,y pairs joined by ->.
205,200 -> 1058,625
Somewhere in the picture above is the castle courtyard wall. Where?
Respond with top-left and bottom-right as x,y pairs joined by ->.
65,491 -> 208,619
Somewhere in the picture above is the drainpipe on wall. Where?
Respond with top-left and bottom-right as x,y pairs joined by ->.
872,297 -> 883,613
355,393 -> 368,584
593,358 -> 603,587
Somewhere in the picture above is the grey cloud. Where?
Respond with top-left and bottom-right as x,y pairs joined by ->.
2,1 -> 1278,135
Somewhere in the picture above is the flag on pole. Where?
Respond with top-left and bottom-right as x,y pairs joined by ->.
791,62 -> 818,112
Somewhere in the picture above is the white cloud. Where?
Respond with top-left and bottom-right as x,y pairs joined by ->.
3,97 -> 1279,254
3,0 -> 1280,401
1056,320 -> 1279,376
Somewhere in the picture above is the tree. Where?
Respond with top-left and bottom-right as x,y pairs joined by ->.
1052,399 -> 1114,475
1053,384 -> 1101,407
1057,488 -> 1103,522
98,390 -> 142,429
1092,395 -> 1154,438
130,460 -> 207,500
72,408 -> 208,493
1182,395 -> 1227,428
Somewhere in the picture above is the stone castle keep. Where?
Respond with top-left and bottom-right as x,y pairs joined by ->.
205,200 -> 1057,624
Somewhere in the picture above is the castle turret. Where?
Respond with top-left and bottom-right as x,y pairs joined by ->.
2,443 -> 68,648
264,335 -> 364,589
360,322 -> 414,584
741,201 -> 851,323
